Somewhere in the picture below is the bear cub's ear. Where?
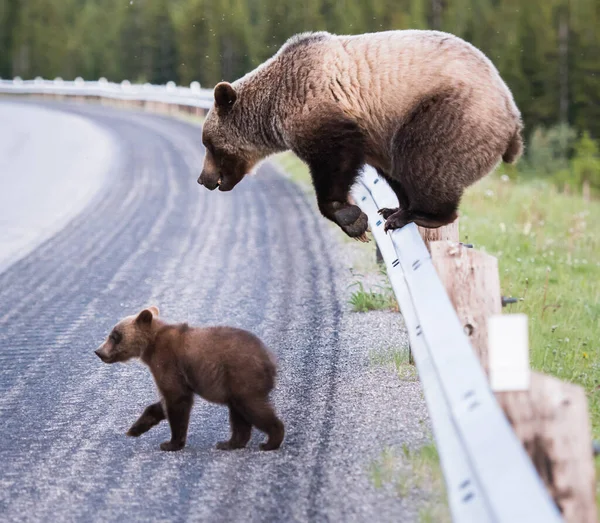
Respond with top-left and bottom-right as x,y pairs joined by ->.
214,82 -> 237,113
136,309 -> 154,325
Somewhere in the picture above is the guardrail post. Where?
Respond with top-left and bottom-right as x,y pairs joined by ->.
429,240 -> 597,523
496,374 -> 597,523
417,218 -> 459,252
429,241 -> 501,375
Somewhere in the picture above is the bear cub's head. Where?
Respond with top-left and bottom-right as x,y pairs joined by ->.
198,82 -> 262,192
95,306 -> 160,364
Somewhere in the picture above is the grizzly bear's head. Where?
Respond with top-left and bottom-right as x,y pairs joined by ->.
198,82 -> 263,192
95,306 -> 160,363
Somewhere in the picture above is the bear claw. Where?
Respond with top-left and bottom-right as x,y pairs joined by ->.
383,209 -> 410,232
378,207 -> 398,220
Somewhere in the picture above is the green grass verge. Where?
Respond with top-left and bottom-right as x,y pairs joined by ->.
460,173 -> 599,439
272,151 -> 313,188
461,172 -> 600,509
369,345 -> 417,381
348,279 -> 398,312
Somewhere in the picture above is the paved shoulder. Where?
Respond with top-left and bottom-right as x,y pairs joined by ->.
0,101 -> 429,522
0,101 -> 116,272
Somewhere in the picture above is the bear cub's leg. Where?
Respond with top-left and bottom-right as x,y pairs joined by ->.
160,394 -> 194,452
127,401 -> 166,437
231,397 -> 284,451
216,405 -> 252,450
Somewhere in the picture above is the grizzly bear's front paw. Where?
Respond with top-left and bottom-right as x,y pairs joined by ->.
159,441 -> 185,452
378,207 -> 398,220
333,204 -> 369,241
383,209 -> 411,232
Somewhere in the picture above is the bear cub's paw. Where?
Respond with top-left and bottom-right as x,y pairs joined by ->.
259,442 -> 281,451
160,441 -> 185,452
126,426 -> 143,437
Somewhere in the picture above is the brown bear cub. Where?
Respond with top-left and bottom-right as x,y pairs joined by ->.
94,306 -> 284,452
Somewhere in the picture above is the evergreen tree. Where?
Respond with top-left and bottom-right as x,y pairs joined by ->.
1,0 -> 598,143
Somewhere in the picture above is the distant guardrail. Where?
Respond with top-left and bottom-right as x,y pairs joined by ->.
3,76 -> 596,523
0,76 -> 214,110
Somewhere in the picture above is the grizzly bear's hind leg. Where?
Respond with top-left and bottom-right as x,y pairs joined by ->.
377,176 -> 412,221
127,401 -> 166,437
216,406 -> 252,450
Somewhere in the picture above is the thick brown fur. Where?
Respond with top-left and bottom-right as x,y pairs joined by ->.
198,30 -> 524,236
95,307 -> 284,452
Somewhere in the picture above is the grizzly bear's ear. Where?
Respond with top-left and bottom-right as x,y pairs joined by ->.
136,309 -> 154,325
214,82 -> 237,114
148,306 -> 160,317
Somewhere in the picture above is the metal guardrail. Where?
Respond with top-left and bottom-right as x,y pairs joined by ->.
352,169 -> 562,523
0,77 -> 214,109
1,77 -> 564,522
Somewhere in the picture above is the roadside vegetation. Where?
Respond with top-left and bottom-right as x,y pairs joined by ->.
461,170 -> 599,439
276,150 -> 599,441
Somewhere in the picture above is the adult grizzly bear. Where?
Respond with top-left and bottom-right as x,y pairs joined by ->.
198,30 -> 523,239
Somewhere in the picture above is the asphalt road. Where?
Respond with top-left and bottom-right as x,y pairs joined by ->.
0,101 -> 429,522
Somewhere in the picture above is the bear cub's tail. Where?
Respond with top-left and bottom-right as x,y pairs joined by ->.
502,126 -> 524,164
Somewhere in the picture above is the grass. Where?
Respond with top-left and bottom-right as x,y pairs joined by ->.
369,345 -> 417,381
349,279 -> 398,312
461,171 -> 600,509
369,443 -> 451,523
460,172 -> 600,439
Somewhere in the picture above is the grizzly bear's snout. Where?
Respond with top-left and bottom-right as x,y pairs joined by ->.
95,347 -> 112,363
198,170 -> 221,191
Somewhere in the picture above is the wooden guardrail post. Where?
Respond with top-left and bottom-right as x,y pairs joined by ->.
429,241 -> 501,375
418,218 -> 459,252
496,373 -> 597,523
429,240 -> 598,523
